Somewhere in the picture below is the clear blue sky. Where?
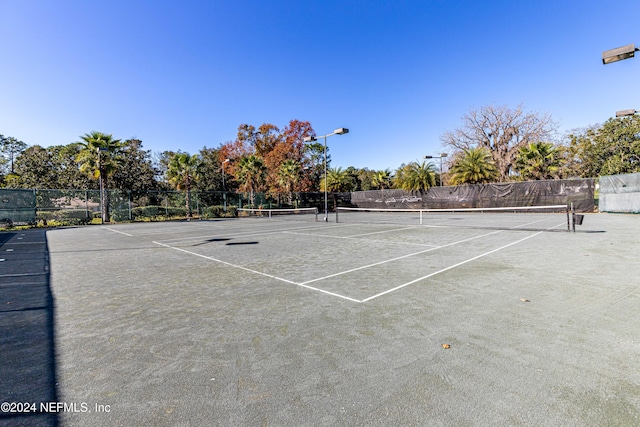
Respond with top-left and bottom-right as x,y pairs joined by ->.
2,0 -> 640,171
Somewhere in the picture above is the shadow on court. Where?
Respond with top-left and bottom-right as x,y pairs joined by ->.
0,229 -> 59,427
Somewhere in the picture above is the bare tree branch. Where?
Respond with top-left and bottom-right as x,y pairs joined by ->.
440,104 -> 556,182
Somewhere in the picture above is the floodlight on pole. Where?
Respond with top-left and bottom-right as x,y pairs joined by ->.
616,109 -> 638,117
424,153 -> 448,186
602,43 -> 639,64
303,128 -> 349,222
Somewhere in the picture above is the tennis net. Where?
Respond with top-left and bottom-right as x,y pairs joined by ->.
336,205 -> 572,231
237,207 -> 319,222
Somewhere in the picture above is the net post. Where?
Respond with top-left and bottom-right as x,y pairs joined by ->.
315,207 -> 319,222
335,207 -> 338,223
570,203 -> 575,232
268,209 -> 272,219
420,210 -> 423,225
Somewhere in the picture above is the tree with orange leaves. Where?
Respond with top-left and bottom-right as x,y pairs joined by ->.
219,120 -> 316,201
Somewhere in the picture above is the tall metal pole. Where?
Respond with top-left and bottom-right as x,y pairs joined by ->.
99,169 -> 104,224
97,147 -> 104,224
222,159 -> 229,214
222,163 -> 227,213
303,128 -> 348,223
324,134 -> 328,222
425,154 -> 447,187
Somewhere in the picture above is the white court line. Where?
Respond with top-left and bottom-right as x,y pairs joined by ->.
282,224 -> 416,238
361,231 -> 544,302
282,230 -> 439,248
107,222 -> 227,237
510,217 -> 562,229
152,241 -> 361,303
130,226 -> 227,236
103,227 -> 133,236
0,272 -> 48,278
360,220 -> 568,302
152,221 -> 563,303
341,226 -> 417,238
156,223 -> 351,244
298,230 -> 503,286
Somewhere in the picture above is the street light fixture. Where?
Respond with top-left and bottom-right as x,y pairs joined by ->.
602,43 -> 639,64
303,127 -> 349,222
424,153 -> 448,186
603,43 -> 639,116
616,109 -> 638,117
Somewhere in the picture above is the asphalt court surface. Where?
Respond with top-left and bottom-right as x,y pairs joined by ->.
4,213 -> 640,426
139,217 -> 569,303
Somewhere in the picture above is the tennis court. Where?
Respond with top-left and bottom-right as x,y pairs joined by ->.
26,211 -> 640,424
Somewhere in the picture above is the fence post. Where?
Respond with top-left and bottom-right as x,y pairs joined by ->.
85,190 -> 89,220
33,188 -> 37,222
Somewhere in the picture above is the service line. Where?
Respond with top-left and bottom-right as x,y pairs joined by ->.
152,241 -> 361,303
360,231 -> 543,302
299,229 -> 503,286
103,227 -> 133,236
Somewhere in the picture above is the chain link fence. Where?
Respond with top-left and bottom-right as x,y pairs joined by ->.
0,189 -> 350,225
0,189 -> 37,225
0,179 -> 596,226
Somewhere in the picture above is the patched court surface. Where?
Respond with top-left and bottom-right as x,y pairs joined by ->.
25,213 -> 640,424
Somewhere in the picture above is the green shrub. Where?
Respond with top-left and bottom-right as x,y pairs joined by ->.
37,211 -> 55,222
166,206 -> 187,217
111,208 -> 131,222
126,205 -> 189,221
132,205 -> 161,218
202,205 -> 237,218
55,209 -> 91,225
35,209 -> 91,226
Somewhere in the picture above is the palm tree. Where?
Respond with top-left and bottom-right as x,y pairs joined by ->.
76,131 -> 124,223
236,154 -> 267,207
277,159 -> 301,205
371,169 -> 392,190
515,142 -> 562,180
449,147 -> 498,185
320,167 -> 353,192
320,167 -> 353,212
166,152 -> 201,218
394,161 -> 436,192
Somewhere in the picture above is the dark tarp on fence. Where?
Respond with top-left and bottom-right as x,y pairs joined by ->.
599,172 -> 640,213
350,179 -> 596,212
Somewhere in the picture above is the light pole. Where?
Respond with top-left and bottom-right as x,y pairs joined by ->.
424,153 -> 448,186
97,147 -> 108,224
303,128 -> 349,221
603,43 -> 639,117
222,158 -> 230,213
